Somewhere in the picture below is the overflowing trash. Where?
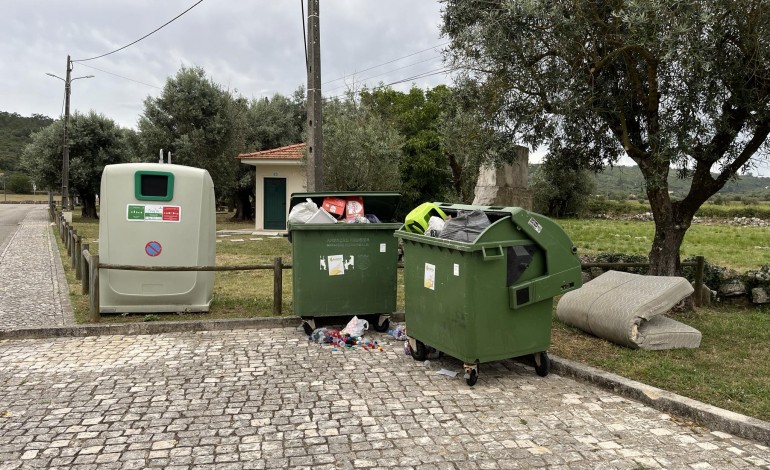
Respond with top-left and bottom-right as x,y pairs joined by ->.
388,323 -> 407,341
308,326 -> 384,352
403,202 -> 493,243
289,196 -> 385,225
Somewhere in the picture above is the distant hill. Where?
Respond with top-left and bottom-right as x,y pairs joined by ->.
530,164 -> 770,200
0,111 -> 55,172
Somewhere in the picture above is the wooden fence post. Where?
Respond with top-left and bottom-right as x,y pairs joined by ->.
273,257 -> 283,316
70,231 -> 78,268
74,236 -> 82,279
81,245 -> 90,291
89,254 -> 99,322
694,255 -> 705,307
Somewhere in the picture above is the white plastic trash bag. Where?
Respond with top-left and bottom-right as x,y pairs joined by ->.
341,315 -> 369,337
427,216 -> 445,237
288,198 -> 318,224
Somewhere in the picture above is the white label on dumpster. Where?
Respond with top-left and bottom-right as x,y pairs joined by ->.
380,243 -> 386,253
528,217 -> 542,233
328,255 -> 345,276
454,264 -> 460,276
424,263 -> 436,290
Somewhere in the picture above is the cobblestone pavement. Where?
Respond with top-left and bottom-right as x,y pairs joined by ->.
0,205 -> 74,330
0,327 -> 768,469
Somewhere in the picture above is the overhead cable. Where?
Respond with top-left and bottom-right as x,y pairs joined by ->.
72,0 -> 204,62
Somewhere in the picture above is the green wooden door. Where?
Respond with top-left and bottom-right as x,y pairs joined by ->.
263,178 -> 287,230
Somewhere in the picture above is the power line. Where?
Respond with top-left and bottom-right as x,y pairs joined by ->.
325,66 -> 455,101
323,54 -> 442,95
301,0 -> 308,70
322,42 -> 449,86
72,0 -> 204,62
75,63 -> 162,89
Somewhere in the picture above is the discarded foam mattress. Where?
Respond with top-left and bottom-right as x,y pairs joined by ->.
556,270 -> 701,350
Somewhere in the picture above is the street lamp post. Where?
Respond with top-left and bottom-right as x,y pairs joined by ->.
46,55 -> 94,211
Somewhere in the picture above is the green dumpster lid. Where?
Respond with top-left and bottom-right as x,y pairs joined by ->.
290,192 -> 401,221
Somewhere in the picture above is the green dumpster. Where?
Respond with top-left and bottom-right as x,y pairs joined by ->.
288,192 -> 401,335
395,203 -> 583,386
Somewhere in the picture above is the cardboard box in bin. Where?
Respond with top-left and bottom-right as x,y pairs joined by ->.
345,196 -> 364,221
322,197 -> 346,218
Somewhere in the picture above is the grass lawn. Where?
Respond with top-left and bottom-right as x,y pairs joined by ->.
1,193 -> 58,203
551,305 -> 770,422
560,219 -> 770,270
55,210 -> 768,421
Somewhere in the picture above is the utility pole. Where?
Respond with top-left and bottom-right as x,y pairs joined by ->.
47,57 -> 93,211
62,55 -> 72,210
306,0 -> 323,191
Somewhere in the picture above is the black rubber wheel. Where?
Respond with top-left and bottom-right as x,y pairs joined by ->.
302,321 -> 314,336
408,339 -> 427,361
466,369 -> 478,386
372,317 -> 390,333
534,351 -> 550,377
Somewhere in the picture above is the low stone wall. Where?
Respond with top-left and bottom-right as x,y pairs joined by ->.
580,254 -> 770,306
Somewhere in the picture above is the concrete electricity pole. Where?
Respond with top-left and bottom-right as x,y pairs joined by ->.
46,56 -> 93,211
62,55 -> 72,210
306,0 -> 323,191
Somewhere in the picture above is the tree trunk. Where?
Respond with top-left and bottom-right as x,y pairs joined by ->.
232,190 -> 254,221
648,218 -> 687,275
645,175 -> 694,275
80,193 -> 98,219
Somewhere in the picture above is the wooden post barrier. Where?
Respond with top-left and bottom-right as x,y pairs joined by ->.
273,257 -> 283,316
74,236 -> 82,279
70,231 -> 78,269
80,244 -> 90,287
89,254 -> 99,322
82,250 -> 90,295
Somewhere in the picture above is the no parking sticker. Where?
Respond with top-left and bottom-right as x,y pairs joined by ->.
145,241 -> 162,257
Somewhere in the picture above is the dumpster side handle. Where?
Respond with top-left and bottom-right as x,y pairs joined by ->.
508,266 -> 583,310
481,245 -> 504,261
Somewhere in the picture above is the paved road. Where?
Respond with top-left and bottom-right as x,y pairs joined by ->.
0,204 -> 74,330
0,327 -> 768,469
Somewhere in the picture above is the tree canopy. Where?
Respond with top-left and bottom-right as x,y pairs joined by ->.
138,66 -> 246,206
442,0 -> 770,274
21,111 -> 127,217
0,111 -> 54,173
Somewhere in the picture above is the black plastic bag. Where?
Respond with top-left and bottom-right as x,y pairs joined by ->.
438,210 -> 491,243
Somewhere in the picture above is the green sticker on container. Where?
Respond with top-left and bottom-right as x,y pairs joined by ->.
126,204 -> 181,222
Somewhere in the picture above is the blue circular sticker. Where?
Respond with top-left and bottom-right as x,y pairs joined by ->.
145,241 -> 162,257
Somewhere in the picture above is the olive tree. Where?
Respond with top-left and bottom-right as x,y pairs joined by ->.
443,0 -> 770,274
22,112 -> 127,217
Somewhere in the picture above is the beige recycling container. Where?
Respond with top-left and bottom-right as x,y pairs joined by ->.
98,163 -> 216,313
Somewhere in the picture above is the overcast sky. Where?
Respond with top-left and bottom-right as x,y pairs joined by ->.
1,0 -> 449,130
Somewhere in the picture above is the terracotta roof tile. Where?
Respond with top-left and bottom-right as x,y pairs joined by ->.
237,143 -> 305,160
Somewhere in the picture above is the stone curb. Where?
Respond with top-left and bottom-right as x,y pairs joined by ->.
551,355 -> 770,445
0,312 -> 406,341
0,316 -> 302,340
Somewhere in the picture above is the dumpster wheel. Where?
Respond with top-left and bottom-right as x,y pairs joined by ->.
407,337 -> 427,361
463,363 -> 479,386
369,314 -> 390,333
534,351 -> 550,377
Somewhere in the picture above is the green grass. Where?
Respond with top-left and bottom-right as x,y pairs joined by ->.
559,219 -> 770,270
551,305 -> 770,421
